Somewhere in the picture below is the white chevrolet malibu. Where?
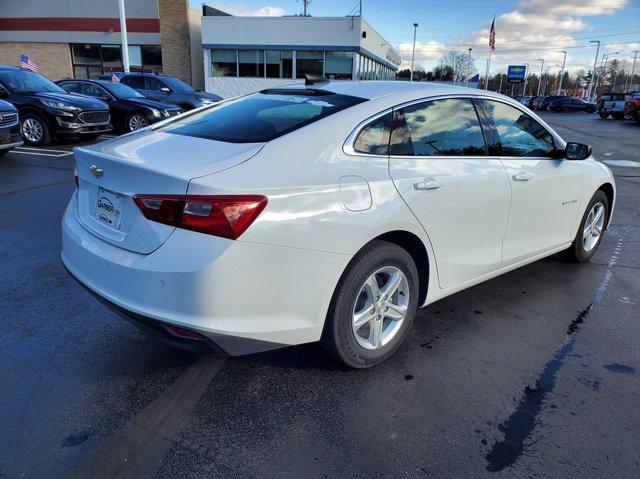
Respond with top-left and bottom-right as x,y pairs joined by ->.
62,81 -> 615,368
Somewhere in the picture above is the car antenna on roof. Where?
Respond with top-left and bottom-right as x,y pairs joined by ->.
305,74 -> 329,86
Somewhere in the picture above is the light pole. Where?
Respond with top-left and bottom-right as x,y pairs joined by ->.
597,52 -> 619,96
410,23 -> 418,82
465,48 -> 472,87
536,58 -> 544,96
556,50 -> 566,95
586,40 -> 600,100
627,50 -> 639,92
118,0 -> 130,73
543,65 -> 559,95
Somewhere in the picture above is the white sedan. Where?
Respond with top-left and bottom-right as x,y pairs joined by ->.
62,81 -> 615,368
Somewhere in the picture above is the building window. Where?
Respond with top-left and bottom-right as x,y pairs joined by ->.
101,45 -> 122,71
325,51 -> 353,80
128,45 -> 142,68
141,46 -> 163,73
296,51 -> 323,79
212,49 -> 237,77
266,50 -> 293,78
238,50 -> 264,77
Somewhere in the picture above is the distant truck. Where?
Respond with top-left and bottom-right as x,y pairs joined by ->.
597,93 -> 629,120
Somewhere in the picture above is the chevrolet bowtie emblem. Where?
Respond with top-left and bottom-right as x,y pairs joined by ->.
90,165 -> 103,178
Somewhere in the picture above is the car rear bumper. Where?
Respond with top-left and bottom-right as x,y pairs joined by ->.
61,192 -> 348,355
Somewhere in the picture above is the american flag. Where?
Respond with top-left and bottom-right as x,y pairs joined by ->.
20,54 -> 39,72
111,73 -> 120,83
489,17 -> 496,51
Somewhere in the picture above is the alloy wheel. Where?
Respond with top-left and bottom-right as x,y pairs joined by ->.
128,114 -> 148,131
22,118 -> 44,143
582,202 -> 605,252
352,266 -> 409,350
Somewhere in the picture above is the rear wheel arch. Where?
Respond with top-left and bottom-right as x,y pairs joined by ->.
373,230 -> 430,307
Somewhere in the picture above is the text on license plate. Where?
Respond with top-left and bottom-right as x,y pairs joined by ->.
94,188 -> 124,229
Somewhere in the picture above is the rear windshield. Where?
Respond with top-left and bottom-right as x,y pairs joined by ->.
157,90 -> 366,143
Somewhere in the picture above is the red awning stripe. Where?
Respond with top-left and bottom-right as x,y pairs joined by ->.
0,17 -> 160,33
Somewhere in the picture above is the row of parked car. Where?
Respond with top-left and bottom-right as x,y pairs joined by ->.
516,92 -> 640,123
0,65 -> 221,153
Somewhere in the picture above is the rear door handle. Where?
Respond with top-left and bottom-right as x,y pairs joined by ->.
512,171 -> 534,182
414,178 -> 443,191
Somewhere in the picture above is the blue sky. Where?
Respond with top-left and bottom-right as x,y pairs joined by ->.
191,0 -> 640,77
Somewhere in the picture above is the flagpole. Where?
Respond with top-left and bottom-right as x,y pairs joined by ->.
484,51 -> 492,90
118,0 -> 130,73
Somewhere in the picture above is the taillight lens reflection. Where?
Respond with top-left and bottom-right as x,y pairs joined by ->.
133,194 -> 267,240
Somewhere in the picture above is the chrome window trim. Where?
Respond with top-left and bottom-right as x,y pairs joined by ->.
343,93 -> 565,160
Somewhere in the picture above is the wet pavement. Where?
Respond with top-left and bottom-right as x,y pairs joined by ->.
1,114 -> 639,478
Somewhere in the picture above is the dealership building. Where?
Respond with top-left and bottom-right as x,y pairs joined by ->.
201,13 -> 401,98
0,0 -> 204,88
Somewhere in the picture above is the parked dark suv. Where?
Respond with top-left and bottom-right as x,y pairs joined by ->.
0,99 -> 22,157
99,72 -> 221,110
0,66 -> 111,145
57,79 -> 181,133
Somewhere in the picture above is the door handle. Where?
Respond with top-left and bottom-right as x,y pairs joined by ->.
512,171 -> 534,182
414,178 -> 443,191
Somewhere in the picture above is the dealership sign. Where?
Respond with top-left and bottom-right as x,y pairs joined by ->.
507,65 -> 527,84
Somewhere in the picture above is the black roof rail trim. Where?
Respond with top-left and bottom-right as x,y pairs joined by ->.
259,88 -> 333,96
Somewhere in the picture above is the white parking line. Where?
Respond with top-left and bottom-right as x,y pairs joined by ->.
13,147 -> 73,157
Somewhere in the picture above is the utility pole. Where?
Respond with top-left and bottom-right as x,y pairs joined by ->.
410,23 -> 418,82
302,0 -> 311,16
118,0 -> 130,73
556,50 -> 566,95
626,50 -> 638,92
536,58 -> 544,96
586,40 -> 600,100
598,52 -> 619,95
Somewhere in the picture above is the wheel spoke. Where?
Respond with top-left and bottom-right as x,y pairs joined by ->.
369,318 -> 383,348
380,271 -> 403,300
592,206 -> 604,227
353,308 -> 371,329
364,274 -> 380,300
385,302 -> 407,320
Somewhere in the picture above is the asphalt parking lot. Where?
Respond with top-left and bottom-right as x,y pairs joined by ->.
1,113 -> 639,478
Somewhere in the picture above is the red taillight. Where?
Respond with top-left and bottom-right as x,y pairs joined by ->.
133,194 -> 267,240
164,324 -> 207,340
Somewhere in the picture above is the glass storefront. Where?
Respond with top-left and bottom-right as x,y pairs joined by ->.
210,49 -> 396,81
70,43 -> 163,79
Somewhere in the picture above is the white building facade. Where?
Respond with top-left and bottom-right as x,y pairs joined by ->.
201,14 -> 401,98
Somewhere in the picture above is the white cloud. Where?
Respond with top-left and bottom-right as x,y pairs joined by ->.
205,2 -> 285,16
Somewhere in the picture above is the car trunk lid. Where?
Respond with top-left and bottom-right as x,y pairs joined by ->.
74,130 -> 264,254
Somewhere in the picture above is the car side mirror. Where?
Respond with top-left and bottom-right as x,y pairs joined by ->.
565,142 -> 592,161
160,87 -> 171,93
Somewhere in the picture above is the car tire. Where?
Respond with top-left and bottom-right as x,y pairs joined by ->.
21,111 -> 52,146
321,240 -> 420,368
127,113 -> 149,132
587,107 -> 595,114
612,112 -> 623,120
599,112 -> 609,119
561,190 -> 609,263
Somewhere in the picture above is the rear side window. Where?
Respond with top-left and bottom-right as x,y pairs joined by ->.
353,113 -> 392,154
484,100 -> 555,157
157,91 -> 366,143
122,76 -> 144,89
389,98 -> 486,156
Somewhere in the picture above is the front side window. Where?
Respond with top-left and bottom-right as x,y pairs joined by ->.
484,100 -> 555,157
157,91 -> 366,143
58,81 -> 81,94
212,49 -> 237,77
144,77 -> 166,91
353,112 -> 392,154
82,82 -> 109,98
390,98 -> 486,156
122,75 -> 144,89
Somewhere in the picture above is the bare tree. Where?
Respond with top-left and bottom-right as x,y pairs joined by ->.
440,52 -> 478,83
